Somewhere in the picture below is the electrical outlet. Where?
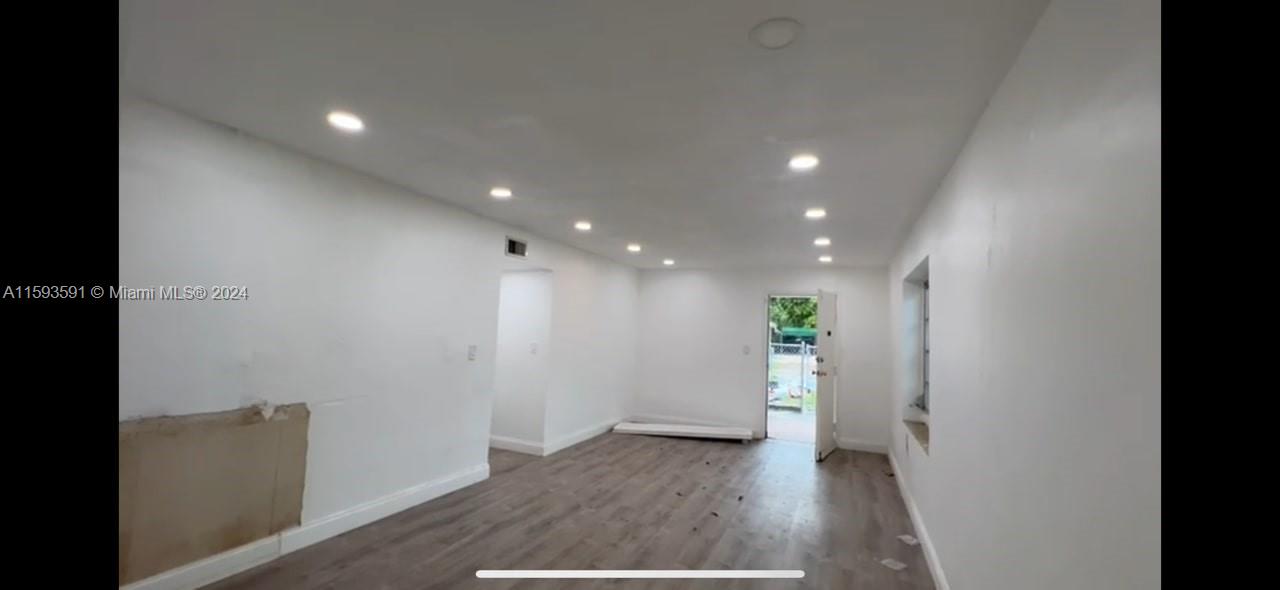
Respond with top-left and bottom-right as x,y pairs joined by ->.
467,345 -> 477,361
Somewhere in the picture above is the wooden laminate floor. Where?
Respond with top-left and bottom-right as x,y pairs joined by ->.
203,434 -> 934,590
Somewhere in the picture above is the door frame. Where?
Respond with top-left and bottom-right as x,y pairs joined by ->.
814,289 -> 838,461
763,293 -> 818,442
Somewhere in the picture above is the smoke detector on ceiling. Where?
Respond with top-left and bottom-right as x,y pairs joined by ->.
750,17 -> 803,50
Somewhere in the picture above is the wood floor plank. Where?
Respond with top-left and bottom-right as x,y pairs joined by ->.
202,434 -> 935,590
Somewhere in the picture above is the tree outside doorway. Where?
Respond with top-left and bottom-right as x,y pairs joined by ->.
767,296 -> 817,443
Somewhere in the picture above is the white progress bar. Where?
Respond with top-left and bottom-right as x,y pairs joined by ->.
476,570 -> 804,579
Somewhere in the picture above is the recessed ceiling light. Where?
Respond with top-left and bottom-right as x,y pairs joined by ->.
814,236 -> 831,246
574,220 -> 592,231
326,110 -> 364,132
805,208 -> 827,219
663,259 -> 675,266
489,187 -> 512,199
819,255 -> 833,263
627,243 -> 642,253
750,17 -> 803,50
789,153 -> 819,171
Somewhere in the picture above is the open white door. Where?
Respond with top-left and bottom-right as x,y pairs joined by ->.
815,290 -> 838,461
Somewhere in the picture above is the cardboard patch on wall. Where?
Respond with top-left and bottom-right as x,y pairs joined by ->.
118,403 -> 309,586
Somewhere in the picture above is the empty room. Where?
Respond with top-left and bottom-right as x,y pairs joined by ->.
112,0 -> 1160,588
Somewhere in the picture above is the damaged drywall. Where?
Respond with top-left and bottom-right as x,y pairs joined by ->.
118,403 -> 309,585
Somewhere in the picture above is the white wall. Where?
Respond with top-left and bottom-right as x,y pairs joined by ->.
491,271 -> 553,449
635,268 -> 891,451
119,96 -> 638,547
491,252 -> 639,456
542,253 -> 639,452
886,0 -> 1160,588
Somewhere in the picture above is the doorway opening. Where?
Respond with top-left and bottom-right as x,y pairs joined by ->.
766,295 -> 818,444
490,269 -> 553,456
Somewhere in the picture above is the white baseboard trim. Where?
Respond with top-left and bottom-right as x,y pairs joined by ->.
120,535 -> 279,590
888,451 -> 949,590
542,418 -> 622,456
281,462 -> 489,553
837,436 -> 888,454
489,434 -> 544,456
122,462 -> 489,590
630,413 -> 761,439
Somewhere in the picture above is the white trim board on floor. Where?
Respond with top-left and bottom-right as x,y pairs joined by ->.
121,463 -> 489,590
888,451 -> 950,590
612,421 -> 753,441
628,413 -> 760,437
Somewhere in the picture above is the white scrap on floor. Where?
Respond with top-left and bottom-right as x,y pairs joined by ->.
897,534 -> 919,546
879,558 -> 907,571
612,422 -> 753,442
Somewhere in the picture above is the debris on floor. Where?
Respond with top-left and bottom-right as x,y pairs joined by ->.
711,511 -> 719,517
676,491 -> 683,496
879,558 -> 907,571
897,534 -> 919,546
737,495 -> 744,501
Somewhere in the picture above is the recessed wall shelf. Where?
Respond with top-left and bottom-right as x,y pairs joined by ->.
904,420 -> 929,454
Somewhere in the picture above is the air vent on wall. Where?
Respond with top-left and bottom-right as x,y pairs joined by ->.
505,237 -> 528,258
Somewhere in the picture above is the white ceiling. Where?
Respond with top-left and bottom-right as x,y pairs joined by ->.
120,0 -> 1048,269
